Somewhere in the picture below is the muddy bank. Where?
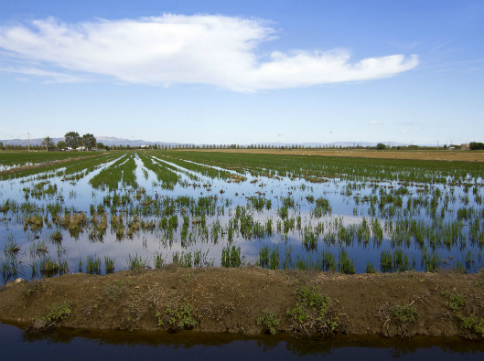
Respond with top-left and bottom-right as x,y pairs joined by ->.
1,268 -> 483,339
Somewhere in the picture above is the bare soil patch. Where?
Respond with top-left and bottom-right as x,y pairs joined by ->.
1,268 -> 484,339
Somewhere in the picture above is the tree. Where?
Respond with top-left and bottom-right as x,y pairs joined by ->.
41,136 -> 55,151
470,142 -> 484,150
96,142 -> 105,150
376,143 -> 386,150
65,131 -> 80,149
82,134 -> 96,150
57,140 -> 66,150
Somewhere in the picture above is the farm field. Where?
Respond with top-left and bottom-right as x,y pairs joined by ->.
192,148 -> 484,163
1,149 -> 484,338
1,149 -> 484,282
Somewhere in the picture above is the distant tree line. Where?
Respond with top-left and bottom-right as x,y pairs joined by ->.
470,142 -> 484,150
2,139 -> 483,151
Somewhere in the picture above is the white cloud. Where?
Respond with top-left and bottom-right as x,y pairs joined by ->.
368,120 -> 380,125
0,15 -> 419,91
0,66 -> 85,83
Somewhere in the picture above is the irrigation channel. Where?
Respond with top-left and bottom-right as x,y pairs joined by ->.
1,321 -> 484,361
1,150 -> 484,281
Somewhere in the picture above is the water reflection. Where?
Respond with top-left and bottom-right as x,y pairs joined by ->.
1,152 -> 484,285
1,322 -> 483,361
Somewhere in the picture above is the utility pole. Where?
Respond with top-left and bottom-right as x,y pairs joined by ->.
27,132 -> 30,152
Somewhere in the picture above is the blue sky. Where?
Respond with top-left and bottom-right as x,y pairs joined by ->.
0,0 -> 482,145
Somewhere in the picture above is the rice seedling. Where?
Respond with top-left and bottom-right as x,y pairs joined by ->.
104,256 -> 115,274
127,254 -> 150,271
50,230 -> 63,243
380,250 -> 393,272
1,254 -> 22,282
303,231 -> 318,252
58,258 -> 68,275
365,261 -> 377,273
338,248 -> 355,274
40,257 -> 58,276
321,250 -> 336,272
154,252 -> 164,268
86,255 -> 101,275
4,237 -> 21,257
221,245 -> 241,267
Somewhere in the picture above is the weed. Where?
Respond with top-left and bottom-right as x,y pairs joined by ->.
392,304 -> 419,324
459,315 -> 484,338
286,286 -> 339,335
29,300 -> 72,332
43,300 -> 72,322
256,309 -> 281,335
442,290 -> 466,311
163,299 -> 197,331
379,301 -> 419,338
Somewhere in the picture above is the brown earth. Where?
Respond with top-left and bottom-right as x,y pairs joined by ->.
1,268 -> 484,339
183,148 -> 484,162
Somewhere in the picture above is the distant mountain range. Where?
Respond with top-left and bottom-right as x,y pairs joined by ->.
0,136 -> 175,147
0,136 -> 408,148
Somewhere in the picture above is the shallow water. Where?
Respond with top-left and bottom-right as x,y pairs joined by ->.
1,322 -> 483,361
1,151 -> 484,284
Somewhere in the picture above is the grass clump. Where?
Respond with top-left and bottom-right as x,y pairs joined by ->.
442,291 -> 467,311
256,309 -> 281,335
391,304 -> 419,324
441,290 -> 484,338
159,299 -> 197,331
43,300 -> 72,322
379,301 -> 419,338
29,300 -> 72,332
286,286 -> 339,335
460,315 -> 484,338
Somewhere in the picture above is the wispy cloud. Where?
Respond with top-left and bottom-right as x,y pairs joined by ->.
0,15 -> 419,91
368,120 -> 380,125
0,66 -> 85,83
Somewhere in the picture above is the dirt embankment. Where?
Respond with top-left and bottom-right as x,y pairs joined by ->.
1,268 -> 484,339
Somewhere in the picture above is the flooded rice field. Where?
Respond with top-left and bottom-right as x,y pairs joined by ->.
1,150 -> 484,285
